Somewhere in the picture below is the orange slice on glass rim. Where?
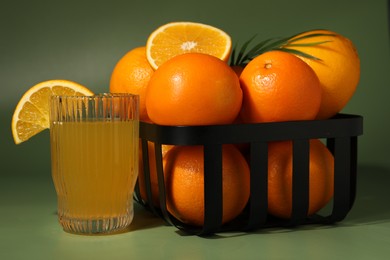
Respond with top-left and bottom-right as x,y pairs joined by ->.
11,79 -> 94,144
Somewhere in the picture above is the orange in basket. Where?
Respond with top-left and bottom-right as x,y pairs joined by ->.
138,142 -> 173,206
239,50 -> 322,123
145,53 -> 242,126
267,139 -> 334,219
285,29 -> 360,119
164,145 -> 250,226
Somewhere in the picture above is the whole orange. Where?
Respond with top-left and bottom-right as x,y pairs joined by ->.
267,139 -> 334,219
109,46 -> 154,121
145,53 -> 242,126
285,29 -> 360,119
137,142 -> 173,207
164,145 -> 250,226
239,50 -> 322,123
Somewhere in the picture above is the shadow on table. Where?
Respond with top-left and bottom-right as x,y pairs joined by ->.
125,203 -> 167,233
202,164 -> 390,239
120,163 -> 390,236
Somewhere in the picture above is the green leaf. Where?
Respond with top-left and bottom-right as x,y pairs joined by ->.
284,40 -> 332,47
244,37 -> 279,60
229,30 -> 337,66
277,48 -> 323,61
235,35 -> 257,65
287,33 -> 336,44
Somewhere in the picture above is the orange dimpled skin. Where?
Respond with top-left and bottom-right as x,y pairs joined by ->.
109,46 -> 154,122
164,145 -> 250,226
146,53 -> 243,126
267,139 -> 334,219
239,51 -> 322,123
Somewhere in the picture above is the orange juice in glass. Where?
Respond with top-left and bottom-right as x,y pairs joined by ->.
49,94 -> 139,234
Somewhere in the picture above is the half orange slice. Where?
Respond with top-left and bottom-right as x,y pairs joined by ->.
146,21 -> 232,69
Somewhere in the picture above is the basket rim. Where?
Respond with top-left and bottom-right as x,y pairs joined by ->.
140,113 -> 363,145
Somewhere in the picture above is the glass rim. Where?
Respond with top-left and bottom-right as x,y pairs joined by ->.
50,93 -> 139,99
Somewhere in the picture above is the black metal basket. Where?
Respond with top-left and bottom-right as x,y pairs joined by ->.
135,113 -> 363,236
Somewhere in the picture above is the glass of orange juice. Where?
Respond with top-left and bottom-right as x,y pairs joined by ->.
49,93 -> 139,234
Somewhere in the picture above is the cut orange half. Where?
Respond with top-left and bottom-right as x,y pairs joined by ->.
11,79 -> 94,144
146,21 -> 232,69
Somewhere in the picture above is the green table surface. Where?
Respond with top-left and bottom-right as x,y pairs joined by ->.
1,162 -> 390,259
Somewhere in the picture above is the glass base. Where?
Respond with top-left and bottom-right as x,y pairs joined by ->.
58,209 -> 134,235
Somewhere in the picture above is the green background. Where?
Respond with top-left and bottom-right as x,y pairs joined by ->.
1,0 -> 390,259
